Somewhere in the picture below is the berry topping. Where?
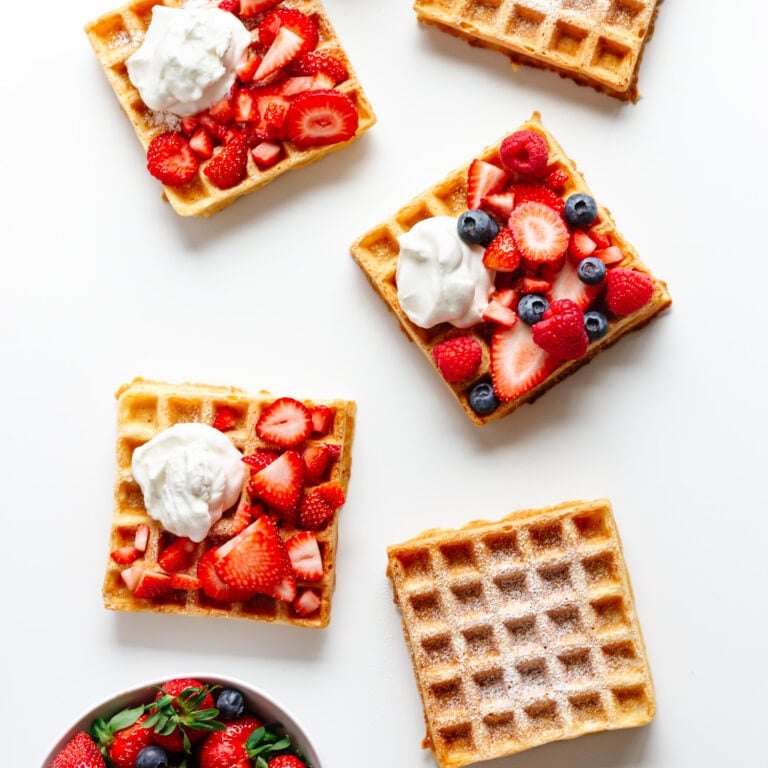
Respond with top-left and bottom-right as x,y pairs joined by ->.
481,190 -> 516,220
158,537 -> 197,573
248,450 -> 305,518
133,570 -> 174,599
50,732 -> 106,768
531,299 -> 589,360
499,130 -> 549,177
258,9 -> 319,56
302,443 -> 335,484
243,449 -> 281,472
110,545 -> 139,565
251,140 -> 283,169
466,159 -> 508,210
517,293 -> 549,325
292,588 -> 322,617
197,548 -> 257,602
576,256 -> 607,285
595,244 -> 624,265
457,209 -> 499,247
216,688 -> 246,721
467,380 -> 499,416
563,193 -> 598,228
146,132 -> 199,186
213,406 -> 239,432
253,26 -> 305,81
204,133 -> 249,190
490,323 -> 557,401
543,167 -> 569,193
298,482 -> 345,529
256,397 -> 312,448
284,89 -> 359,149
135,746 -> 168,768
289,49 -> 349,83
548,259 -> 600,310
482,227 -> 521,272
147,679 -> 219,751
432,336 -> 483,383
605,267 -> 654,315
310,404 -> 335,435
269,756 -> 308,768
509,182 -> 565,213
568,229 -> 597,263
285,531 -> 324,581
508,201 -> 569,266
584,310 -> 609,341
198,717 -> 263,768
93,713 -> 154,768
482,298 -> 518,328
238,0 -> 281,16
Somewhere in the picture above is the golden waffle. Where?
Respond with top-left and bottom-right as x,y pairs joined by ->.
351,112 -> 671,426
104,377 -> 356,628
387,499 -> 655,767
84,0 -> 377,216
413,0 -> 662,101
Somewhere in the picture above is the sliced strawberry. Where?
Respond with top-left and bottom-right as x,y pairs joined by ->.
169,573 -> 202,591
213,516 -> 295,599
316,481 -> 345,508
120,563 -> 144,591
298,489 -> 335,530
508,201 -> 569,267
231,502 -> 262,535
146,131 -> 199,186
199,113 -> 229,141
482,190 -> 516,220
243,449 -> 281,472
595,245 -> 624,265
302,443 -> 335,484
110,545 -> 139,566
258,9 -> 319,55
292,588 -> 322,617
218,0 -> 240,12
158,537 -> 197,573
482,299 -> 518,328
133,569 -> 174,599
547,259 -> 599,310
203,133 -> 249,189
568,229 -> 597,264
251,140 -> 283,168
518,277 -> 551,294
510,182 -> 565,214
208,96 -> 235,124
253,26 -> 304,81
180,115 -> 200,136
288,49 -> 349,84
251,93 -> 290,141
248,450 -> 305,518
490,323 -> 558,401
197,548 -> 256,602
256,397 -> 312,447
604,268 -> 655,316
233,88 -> 257,122
589,230 -> 612,249
285,531 -> 324,581
491,287 -> 518,309
467,159 -> 508,210
284,89 -> 359,149
238,0 -> 281,17
134,523 -> 150,552
237,54 -> 262,82
212,405 -> 239,432
310,405 -> 335,435
483,227 -> 521,272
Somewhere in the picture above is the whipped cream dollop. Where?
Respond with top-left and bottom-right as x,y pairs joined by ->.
126,5 -> 251,117
131,423 -> 246,542
396,216 -> 495,329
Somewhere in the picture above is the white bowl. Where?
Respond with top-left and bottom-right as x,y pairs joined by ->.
41,673 -> 324,767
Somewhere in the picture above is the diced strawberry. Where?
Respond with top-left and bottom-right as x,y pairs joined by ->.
256,397 -> 312,447
302,444 -> 334,484
432,336 -> 483,382
568,229 -> 597,264
284,89 -> 359,149
258,9 -> 319,55
253,93 -> 291,140
253,26 -> 304,81
134,524 -> 150,552
234,88 -> 258,122
499,129 -> 550,177
133,569 -> 174,599
213,405 -> 238,432
146,131 -> 199,186
543,167 -> 569,193
510,182 -> 565,213
238,0 -> 281,18
199,113 -> 230,141
218,0 -> 239,13
518,277 -> 552,295
208,96 -> 235,124
316,482 -> 345,508
213,516 -> 296,600
531,299 -> 588,360
169,573 -> 202,591
197,548 -> 257,602
491,287 -> 518,309
325,443 -> 341,459
309,405 -> 335,436
482,299 -> 518,328
243,449 -> 281,472
467,159 -> 508,211
589,230 -> 612,249
285,531 -> 324,581
547,259 -> 599,310
180,115 -> 200,136
483,227 -> 521,272
595,245 -> 624,265
490,323 -> 558,401
120,563 -> 143,591
251,140 -> 283,168
231,502 -> 262,535
508,201 -> 569,267
111,545 -> 139,566
203,133 -> 249,189
604,268 -> 654,316
279,75 -> 316,96
237,55 -> 262,82
482,191 -> 516,220
298,489 -> 335,530
292,588 -> 321,617
248,450 -> 305,519
158,537 -> 197,573
188,127 -> 214,159
288,49 -> 349,83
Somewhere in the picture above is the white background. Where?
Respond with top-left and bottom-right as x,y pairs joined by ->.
2,1 -> 767,766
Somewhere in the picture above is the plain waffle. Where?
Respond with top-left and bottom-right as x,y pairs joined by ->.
84,0 -> 377,216
351,112 -> 671,426
413,0 -> 662,101
387,498 -> 655,767
104,378 -> 356,628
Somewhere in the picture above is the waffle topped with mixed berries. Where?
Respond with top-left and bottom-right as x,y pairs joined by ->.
84,0 -> 376,216
413,0 -> 662,102
104,378 -> 355,627
351,112 -> 671,426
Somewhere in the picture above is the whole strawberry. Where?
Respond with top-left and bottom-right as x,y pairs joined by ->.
531,299 -> 589,360
50,731 -> 106,768
432,336 -> 483,383
604,267 -> 654,316
199,718 -> 307,768
269,756 -> 307,768
92,709 -> 154,768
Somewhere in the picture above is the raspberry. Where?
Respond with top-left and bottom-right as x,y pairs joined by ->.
432,336 -> 483,383
604,268 -> 654,316
499,130 -> 549,177
531,299 -> 588,360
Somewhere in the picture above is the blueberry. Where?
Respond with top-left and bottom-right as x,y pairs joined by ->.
468,381 -> 499,416
584,311 -> 608,341
457,210 -> 499,247
563,194 -> 598,228
216,688 -> 245,720
517,294 -> 549,325
577,256 -> 606,285
135,746 -> 168,768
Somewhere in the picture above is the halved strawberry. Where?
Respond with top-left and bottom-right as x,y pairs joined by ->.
203,133 -> 249,190
292,588 -> 321,617
238,0 -> 281,17
302,443 -> 335,484
490,323 -> 558,401
133,570 -> 174,599
233,88 -> 257,122
310,405 -> 335,435
248,450 -> 305,518
285,531 -> 323,581
213,516 -> 295,599
482,190 -> 516,220
251,140 -> 283,168
285,89 -> 359,149
483,227 -> 521,272
547,259 -> 599,310
212,405 -> 238,432
253,26 -> 304,81
289,49 -> 349,84
258,9 -> 319,55
256,397 -> 312,447
146,132 -> 199,186
158,537 -> 197,573
197,548 -> 256,602
508,201 -> 569,267
298,488 -> 335,530
467,159 -> 508,211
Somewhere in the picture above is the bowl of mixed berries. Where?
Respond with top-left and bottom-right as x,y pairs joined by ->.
43,675 -> 321,768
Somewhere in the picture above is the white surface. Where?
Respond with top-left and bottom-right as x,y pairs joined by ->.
2,1 -> 766,766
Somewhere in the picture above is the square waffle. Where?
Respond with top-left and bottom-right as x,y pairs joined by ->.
387,499 -> 655,767
104,378 -> 356,627
351,112 -> 671,426
84,0 -> 377,216
413,0 -> 662,101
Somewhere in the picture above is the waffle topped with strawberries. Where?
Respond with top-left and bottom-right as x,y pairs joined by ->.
84,0 -> 376,216
351,112 -> 671,426
104,378 -> 355,627
413,0 -> 662,102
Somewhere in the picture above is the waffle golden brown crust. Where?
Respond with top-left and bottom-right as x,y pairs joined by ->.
84,0 -> 377,216
350,112 -> 671,426
387,499 -> 655,767
413,0 -> 662,102
104,378 -> 355,627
